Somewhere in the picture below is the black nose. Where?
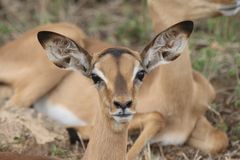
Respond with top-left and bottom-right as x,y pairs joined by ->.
113,100 -> 132,110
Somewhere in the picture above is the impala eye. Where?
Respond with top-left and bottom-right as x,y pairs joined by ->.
91,73 -> 103,84
135,70 -> 145,81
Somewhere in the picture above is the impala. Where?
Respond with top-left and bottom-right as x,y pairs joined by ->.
146,0 -> 239,154
37,21 -> 193,160
0,23 -> 86,108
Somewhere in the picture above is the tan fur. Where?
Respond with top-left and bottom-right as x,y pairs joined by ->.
80,55 -> 131,160
81,98 -> 129,160
0,23 -> 86,108
148,0 -> 239,32
144,0 -> 238,155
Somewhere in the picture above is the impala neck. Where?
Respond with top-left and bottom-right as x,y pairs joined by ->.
82,103 -> 128,160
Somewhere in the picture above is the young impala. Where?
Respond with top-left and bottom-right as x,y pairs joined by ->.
37,21 -> 193,160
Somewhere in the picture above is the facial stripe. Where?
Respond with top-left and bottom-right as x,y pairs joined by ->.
99,48 -> 133,59
114,72 -> 128,96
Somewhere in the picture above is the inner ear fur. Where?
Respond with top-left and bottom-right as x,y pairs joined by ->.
37,31 -> 92,75
141,20 -> 194,71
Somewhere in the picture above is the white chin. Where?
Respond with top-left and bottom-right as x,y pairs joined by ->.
113,115 -> 133,123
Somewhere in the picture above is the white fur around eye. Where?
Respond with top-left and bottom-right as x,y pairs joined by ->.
131,62 -> 142,81
92,68 -> 108,84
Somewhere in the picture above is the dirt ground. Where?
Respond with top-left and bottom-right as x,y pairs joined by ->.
0,0 -> 239,160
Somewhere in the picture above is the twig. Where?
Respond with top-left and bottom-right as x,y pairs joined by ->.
147,143 -> 151,160
181,152 -> 190,160
207,104 -> 223,121
193,150 -> 202,160
158,144 -> 166,160
77,132 -> 86,151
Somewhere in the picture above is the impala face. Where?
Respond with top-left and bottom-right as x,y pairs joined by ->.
90,48 -> 143,123
37,21 -> 193,124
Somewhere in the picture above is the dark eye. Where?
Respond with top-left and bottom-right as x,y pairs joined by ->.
135,70 -> 145,81
91,73 -> 103,84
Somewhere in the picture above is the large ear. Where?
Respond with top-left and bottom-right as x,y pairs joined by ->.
37,31 -> 92,76
141,21 -> 194,72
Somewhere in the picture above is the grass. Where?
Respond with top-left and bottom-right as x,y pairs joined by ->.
0,22 -> 11,34
13,136 -> 26,144
50,144 -> 68,158
0,144 -> 9,152
192,47 -> 219,78
206,17 -> 240,42
234,84 -> 240,108
115,0 -> 152,46
191,16 -> 240,111
116,14 -> 152,46
232,122 -> 240,140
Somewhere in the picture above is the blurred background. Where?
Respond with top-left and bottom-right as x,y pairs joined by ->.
0,0 -> 240,159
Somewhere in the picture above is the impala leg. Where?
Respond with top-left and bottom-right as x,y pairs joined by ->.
127,112 -> 165,160
4,73 -> 67,108
187,116 -> 228,154
4,87 -> 33,108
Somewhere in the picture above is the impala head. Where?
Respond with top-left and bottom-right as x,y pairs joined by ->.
37,21 -> 193,125
148,0 -> 240,25
214,0 -> 240,16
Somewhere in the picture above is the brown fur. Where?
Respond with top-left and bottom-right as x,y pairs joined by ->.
0,23 -> 86,108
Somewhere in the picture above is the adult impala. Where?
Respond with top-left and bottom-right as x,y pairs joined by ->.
146,0 -> 239,154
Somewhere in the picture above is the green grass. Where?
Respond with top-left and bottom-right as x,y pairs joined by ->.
206,16 -> 240,42
0,23 -> 11,34
232,122 -> 240,140
0,143 -> 9,152
116,0 -> 152,46
192,47 -> 219,78
13,136 -> 26,144
234,84 -> 240,108
233,53 -> 240,108
50,144 -> 68,158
